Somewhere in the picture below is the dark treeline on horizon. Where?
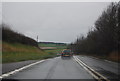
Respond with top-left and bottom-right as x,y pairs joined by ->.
69,2 -> 120,56
39,42 -> 66,45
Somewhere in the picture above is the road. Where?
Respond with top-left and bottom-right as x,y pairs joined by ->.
1,55 -> 119,81
77,55 -> 120,80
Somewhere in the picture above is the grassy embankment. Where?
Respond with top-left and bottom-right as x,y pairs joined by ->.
39,43 -> 67,56
2,25 -> 67,63
2,42 -> 67,63
2,42 -> 53,63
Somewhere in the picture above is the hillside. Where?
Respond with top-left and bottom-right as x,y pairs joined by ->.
39,42 -> 66,48
2,24 -> 38,47
39,42 -> 67,56
2,24 -> 58,63
3,42 -> 47,63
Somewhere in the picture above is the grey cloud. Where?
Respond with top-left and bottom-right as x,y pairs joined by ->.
3,2 -> 110,43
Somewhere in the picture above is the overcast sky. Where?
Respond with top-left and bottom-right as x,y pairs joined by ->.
3,2 -> 110,43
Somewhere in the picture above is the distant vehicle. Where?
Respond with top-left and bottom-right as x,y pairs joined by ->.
61,49 -> 73,57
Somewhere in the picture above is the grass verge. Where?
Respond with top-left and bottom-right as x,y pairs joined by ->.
2,42 -> 58,63
39,43 -> 67,58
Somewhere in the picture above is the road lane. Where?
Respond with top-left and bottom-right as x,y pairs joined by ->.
2,60 -> 39,74
77,55 -> 119,80
5,57 -> 95,80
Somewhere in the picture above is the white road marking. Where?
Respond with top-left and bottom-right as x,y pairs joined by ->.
0,60 -> 45,79
104,60 -> 113,63
73,56 -> 110,81
73,57 -> 99,79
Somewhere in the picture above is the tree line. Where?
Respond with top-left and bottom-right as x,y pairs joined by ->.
2,24 -> 38,47
39,42 -> 66,46
69,2 -> 120,56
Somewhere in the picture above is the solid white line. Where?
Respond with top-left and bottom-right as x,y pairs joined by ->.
73,56 -> 110,81
73,57 -> 99,80
0,60 -> 45,79
75,56 -> 109,81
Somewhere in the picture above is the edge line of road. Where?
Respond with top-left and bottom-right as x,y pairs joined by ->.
73,56 -> 110,81
73,57 -> 99,79
0,60 -> 45,79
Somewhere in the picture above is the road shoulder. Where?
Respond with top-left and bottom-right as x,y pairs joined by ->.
2,60 -> 40,74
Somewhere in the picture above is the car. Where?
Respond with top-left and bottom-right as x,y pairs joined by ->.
61,49 -> 73,57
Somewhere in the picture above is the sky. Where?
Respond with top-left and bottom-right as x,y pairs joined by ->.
2,2 -> 111,43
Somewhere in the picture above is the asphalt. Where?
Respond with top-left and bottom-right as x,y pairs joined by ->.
1,55 -> 119,81
5,57 -> 94,80
2,60 -> 39,74
77,55 -> 120,80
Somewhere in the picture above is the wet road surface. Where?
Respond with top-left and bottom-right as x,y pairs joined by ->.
78,55 -> 120,80
5,57 -> 94,79
2,55 -> 119,81
2,60 -> 39,74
